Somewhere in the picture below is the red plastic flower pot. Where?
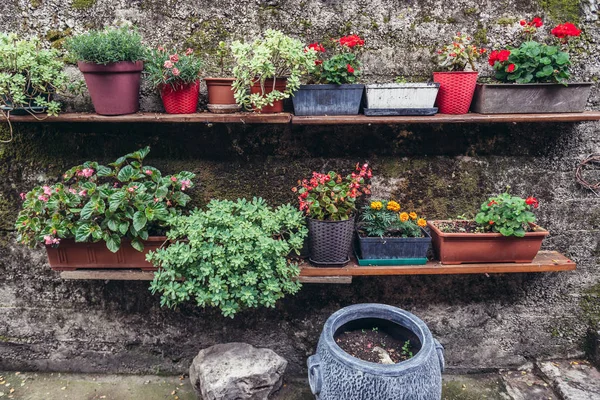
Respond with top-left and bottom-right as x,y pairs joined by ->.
432,71 -> 478,114
78,61 -> 143,116
160,80 -> 200,114
250,78 -> 287,113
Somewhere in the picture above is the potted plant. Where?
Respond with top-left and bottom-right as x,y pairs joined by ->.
308,304 -> 444,399
147,198 -> 307,317
231,29 -> 316,113
363,77 -> 440,116
293,35 -> 365,116
356,200 -> 430,264
204,41 -> 240,114
472,18 -> 592,113
433,32 -> 486,114
145,46 -> 202,114
293,163 -> 372,266
0,33 -> 70,141
15,147 -> 195,271
67,26 -> 147,115
428,191 -> 549,264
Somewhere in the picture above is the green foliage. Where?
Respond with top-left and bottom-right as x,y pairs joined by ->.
215,41 -> 233,77
359,200 -> 426,238
538,0 -> 581,24
71,0 -> 96,9
0,33 -> 68,116
231,29 -> 316,111
144,47 -> 202,89
66,26 -> 146,64
401,340 -> 413,358
15,147 -> 195,252
310,35 -> 364,84
148,198 -> 307,317
492,42 -> 570,84
475,192 -> 537,237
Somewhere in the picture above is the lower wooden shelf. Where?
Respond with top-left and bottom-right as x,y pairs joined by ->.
58,251 -> 574,284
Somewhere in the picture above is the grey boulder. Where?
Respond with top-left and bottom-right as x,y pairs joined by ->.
189,342 -> 287,400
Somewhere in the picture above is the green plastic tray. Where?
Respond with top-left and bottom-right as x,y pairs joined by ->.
355,254 -> 428,266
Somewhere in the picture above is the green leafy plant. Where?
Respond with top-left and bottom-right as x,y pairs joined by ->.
475,191 -> 539,237
309,35 -> 364,84
488,18 -> 580,83
293,163 -> 371,221
231,29 -> 317,111
401,340 -> 413,358
436,32 -> 486,71
15,147 -> 195,252
215,41 -> 233,77
148,198 -> 307,317
66,26 -> 147,64
359,200 -> 427,237
145,46 -> 202,89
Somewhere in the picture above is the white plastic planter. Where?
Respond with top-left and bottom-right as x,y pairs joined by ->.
364,83 -> 440,110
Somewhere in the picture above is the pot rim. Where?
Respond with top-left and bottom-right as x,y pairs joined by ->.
298,84 -> 365,90
428,220 -> 549,238
45,235 -> 168,248
356,226 -> 432,241
475,82 -> 593,87
204,77 -> 235,81
308,216 -> 355,224
323,303 -> 435,375
77,60 -> 144,73
365,82 -> 440,89
432,71 -> 478,75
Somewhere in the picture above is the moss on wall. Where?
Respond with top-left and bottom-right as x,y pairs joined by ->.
537,0 -> 581,23
581,283 -> 600,331
71,0 -> 96,10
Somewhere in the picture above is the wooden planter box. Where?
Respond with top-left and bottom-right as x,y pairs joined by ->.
470,83 -> 592,114
45,236 -> 166,271
428,220 -> 549,265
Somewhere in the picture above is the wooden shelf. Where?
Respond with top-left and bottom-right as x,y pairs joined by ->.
6,112 -> 292,124
59,251 -> 574,284
5,111 -> 600,125
291,112 -> 600,125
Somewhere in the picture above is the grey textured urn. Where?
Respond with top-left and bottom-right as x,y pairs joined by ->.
307,304 -> 444,400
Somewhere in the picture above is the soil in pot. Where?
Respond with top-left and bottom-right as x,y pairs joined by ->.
334,318 -> 421,364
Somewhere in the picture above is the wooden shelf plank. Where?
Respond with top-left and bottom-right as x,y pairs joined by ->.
6,112 -> 292,124
299,251 -> 575,276
291,111 -> 600,125
5,111 -> 600,125
59,251 -> 574,283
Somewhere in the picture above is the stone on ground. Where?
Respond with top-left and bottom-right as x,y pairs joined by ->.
537,360 -> 600,400
501,367 -> 558,400
189,342 -> 287,400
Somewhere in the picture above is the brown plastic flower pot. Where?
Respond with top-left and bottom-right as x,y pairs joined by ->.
205,77 -> 241,114
428,220 -> 549,265
78,61 -> 143,115
250,78 -> 287,113
45,236 -> 166,271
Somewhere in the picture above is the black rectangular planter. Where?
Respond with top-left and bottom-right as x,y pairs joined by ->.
471,83 -> 592,114
292,84 -> 364,116
356,228 -> 431,260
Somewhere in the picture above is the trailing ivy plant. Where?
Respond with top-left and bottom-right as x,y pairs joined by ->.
15,147 -> 195,252
231,29 -> 316,111
66,26 -> 147,64
148,198 -> 307,318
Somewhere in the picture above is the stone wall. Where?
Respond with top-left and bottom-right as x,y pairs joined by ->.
0,0 -> 599,377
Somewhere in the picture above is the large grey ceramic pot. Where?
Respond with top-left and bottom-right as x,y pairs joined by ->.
308,304 -> 444,400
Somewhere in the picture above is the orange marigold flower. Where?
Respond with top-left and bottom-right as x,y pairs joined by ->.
417,218 -> 427,227
370,201 -> 383,210
387,201 -> 401,212
409,212 -> 417,220
399,212 -> 409,222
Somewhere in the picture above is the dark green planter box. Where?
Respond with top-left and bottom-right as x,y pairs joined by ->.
357,228 -> 431,260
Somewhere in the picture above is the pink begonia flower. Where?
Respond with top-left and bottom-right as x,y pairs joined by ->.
145,169 -> 152,175
172,68 -> 180,76
180,179 -> 191,191
19,192 -> 26,200
82,168 -> 94,177
127,187 -> 135,193
44,236 -> 60,245
43,186 -> 52,196
154,198 -> 160,203
169,54 -> 179,63
164,60 -> 174,69
185,48 -> 193,55
158,46 -> 165,51
38,195 -> 48,202
170,176 -> 178,182
78,190 -> 87,197
69,188 -> 77,194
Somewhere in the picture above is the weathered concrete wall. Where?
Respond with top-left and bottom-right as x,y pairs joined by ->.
0,0 -> 599,377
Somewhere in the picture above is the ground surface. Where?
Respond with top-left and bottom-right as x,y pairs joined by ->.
1,359 -> 599,400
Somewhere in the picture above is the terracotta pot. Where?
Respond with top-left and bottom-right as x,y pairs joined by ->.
428,220 -> 549,265
205,77 -> 241,114
45,236 -> 166,271
78,61 -> 143,115
432,71 -> 478,114
160,80 -> 200,114
250,77 -> 287,113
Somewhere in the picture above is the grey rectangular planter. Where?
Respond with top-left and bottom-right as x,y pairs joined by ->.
357,227 -> 431,260
364,83 -> 439,109
292,84 -> 364,116
471,83 -> 592,114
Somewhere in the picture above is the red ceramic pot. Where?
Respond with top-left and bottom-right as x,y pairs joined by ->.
250,78 -> 287,113
78,60 -> 143,116
432,71 -> 478,114
160,80 -> 200,114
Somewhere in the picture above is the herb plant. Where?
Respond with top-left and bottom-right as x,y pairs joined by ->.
488,18 -> 580,84
215,41 -> 233,76
148,198 -> 307,317
66,26 -> 147,64
231,29 -> 317,111
145,47 -> 202,89
293,163 -> 372,221
16,147 -> 195,252
475,192 -> 539,237
310,35 -> 364,84
436,32 -> 486,71
359,200 -> 427,238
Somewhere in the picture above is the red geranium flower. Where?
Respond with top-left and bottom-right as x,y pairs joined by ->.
347,64 -> 355,74
497,49 -> 511,62
507,63 -> 516,72
315,60 -> 323,65
530,17 -> 543,28
520,20 -> 527,26
339,34 -> 365,48
551,22 -> 581,40
488,50 -> 499,66
308,42 -> 325,52
525,196 -> 539,208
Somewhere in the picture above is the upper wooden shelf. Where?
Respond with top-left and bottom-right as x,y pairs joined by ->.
59,251 -> 574,284
5,111 -> 600,125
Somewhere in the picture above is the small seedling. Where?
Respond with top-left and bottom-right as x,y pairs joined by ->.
401,340 -> 413,358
